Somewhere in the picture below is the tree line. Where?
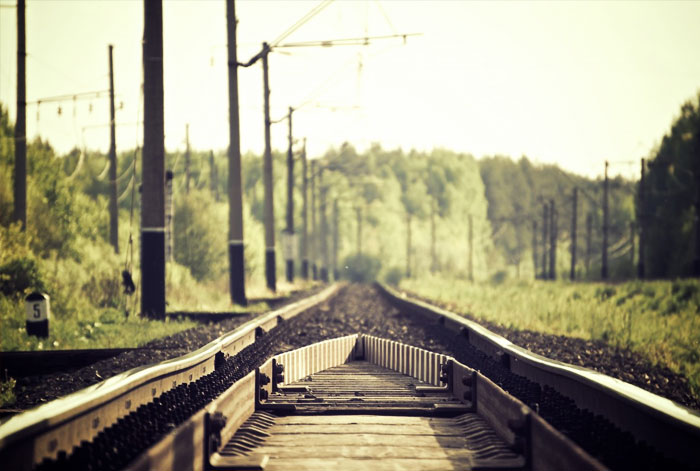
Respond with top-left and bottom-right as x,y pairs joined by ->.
1,91 -> 699,309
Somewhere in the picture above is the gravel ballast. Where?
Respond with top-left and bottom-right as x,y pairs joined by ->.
7,283 -> 699,471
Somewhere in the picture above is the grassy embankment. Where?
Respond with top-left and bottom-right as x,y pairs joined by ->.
399,277 -> 700,395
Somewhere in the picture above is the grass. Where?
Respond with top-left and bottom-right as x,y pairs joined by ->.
399,276 -> 700,396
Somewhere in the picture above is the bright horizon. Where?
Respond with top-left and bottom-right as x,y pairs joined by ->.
1,0 -> 699,180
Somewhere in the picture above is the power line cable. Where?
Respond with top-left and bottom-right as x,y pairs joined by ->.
271,0 -> 334,47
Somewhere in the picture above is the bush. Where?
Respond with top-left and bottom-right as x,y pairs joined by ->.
0,257 -> 45,297
342,253 -> 382,282
173,190 -> 226,281
383,267 -> 403,286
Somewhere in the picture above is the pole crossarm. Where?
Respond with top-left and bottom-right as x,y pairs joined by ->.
27,90 -> 111,105
275,32 -> 422,48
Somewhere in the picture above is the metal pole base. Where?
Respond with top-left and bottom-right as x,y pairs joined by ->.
286,260 -> 294,283
141,230 -> 166,320
229,242 -> 247,306
266,249 -> 276,292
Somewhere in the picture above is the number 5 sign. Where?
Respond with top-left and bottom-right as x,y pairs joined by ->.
25,292 -> 50,338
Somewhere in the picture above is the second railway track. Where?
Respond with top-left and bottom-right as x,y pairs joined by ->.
1,283 -> 699,470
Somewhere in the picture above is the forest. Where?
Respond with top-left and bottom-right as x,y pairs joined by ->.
1,90 -> 699,339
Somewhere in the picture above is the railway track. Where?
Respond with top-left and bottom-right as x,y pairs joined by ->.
0,283 -> 698,470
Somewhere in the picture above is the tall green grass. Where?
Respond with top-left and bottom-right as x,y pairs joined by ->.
399,276 -> 700,395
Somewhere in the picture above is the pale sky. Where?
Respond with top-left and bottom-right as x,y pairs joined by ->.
1,0 -> 699,179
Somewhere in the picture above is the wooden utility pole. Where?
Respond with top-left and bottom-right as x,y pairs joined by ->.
209,151 -> 219,202
468,214 -> 474,282
226,0 -> 246,305
184,123 -> 191,194
319,168 -> 329,282
430,201 -> 437,273
532,219 -> 538,279
333,198 -> 339,280
695,159 -> 700,277
356,206 -> 362,254
549,199 -> 557,280
638,158 -> 645,278
311,160 -> 318,280
108,45 -> 119,254
541,203 -> 549,280
406,213 -> 412,278
602,161 -> 609,280
301,139 -> 309,279
285,107 -> 294,283
13,0 -> 26,230
570,188 -> 578,280
586,213 -> 592,273
261,42 -> 276,292
630,221 -> 636,269
141,0 -> 166,319
165,170 -> 174,262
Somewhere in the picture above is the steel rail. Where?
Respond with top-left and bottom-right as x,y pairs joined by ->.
128,334 -> 606,471
0,284 -> 339,470
377,283 -> 700,468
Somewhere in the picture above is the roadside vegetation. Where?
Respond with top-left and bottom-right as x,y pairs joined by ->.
400,276 -> 700,396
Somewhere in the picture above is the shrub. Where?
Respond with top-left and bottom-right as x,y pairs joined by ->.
342,253 -> 382,282
383,267 -> 403,286
0,257 -> 45,297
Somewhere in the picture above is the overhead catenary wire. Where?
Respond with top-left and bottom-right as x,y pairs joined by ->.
271,0 -> 334,47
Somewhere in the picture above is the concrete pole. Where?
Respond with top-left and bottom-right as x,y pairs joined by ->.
261,43 -> 276,291
638,158 -> 645,279
301,139 -> 309,279
108,44 -> 119,254
226,0 -> 247,305
13,0 -> 26,230
285,107 -> 294,283
602,161 -> 609,280
570,187 -> 578,281
141,0 -> 166,319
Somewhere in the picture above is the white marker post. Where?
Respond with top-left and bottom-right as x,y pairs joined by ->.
25,292 -> 50,338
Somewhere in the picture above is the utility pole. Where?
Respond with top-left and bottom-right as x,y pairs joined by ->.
356,206 -> 362,254
108,44 -> 119,254
165,170 -> 174,261
333,198 -> 339,280
630,221 -> 636,270
209,151 -> 219,202
430,201 -> 437,273
184,123 -> 191,194
638,158 -> 645,278
585,213 -> 592,274
532,219 -> 538,279
602,160 -> 609,280
570,187 -> 578,281
285,106 -> 294,283
468,214 -> 474,282
301,139 -> 309,279
694,163 -> 700,277
311,160 -> 318,280
141,0 -> 166,319
541,203 -> 549,280
226,0 -> 246,305
13,0 -> 26,230
261,42 -> 276,292
549,199 -> 556,280
406,213 -> 412,278
319,168 -> 329,282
